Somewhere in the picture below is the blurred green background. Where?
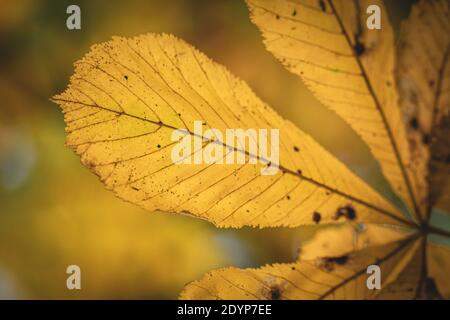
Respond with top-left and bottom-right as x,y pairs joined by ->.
0,0 -> 430,299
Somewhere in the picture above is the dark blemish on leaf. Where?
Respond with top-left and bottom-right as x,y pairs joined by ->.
334,205 -> 357,221
354,40 -> 365,56
297,169 -> 302,175
319,255 -> 349,271
131,186 -> 139,191
409,117 -> 419,129
291,266 -> 296,270
313,211 -> 321,224
124,75 -> 128,80
269,285 -> 282,300
326,255 -> 349,265
429,80 -> 435,87
293,146 -> 300,152
292,9 -> 297,16
318,259 -> 334,272
276,15 -> 280,19
422,134 -> 431,145
157,144 -> 161,148
318,0 -> 326,12
287,195 -> 291,200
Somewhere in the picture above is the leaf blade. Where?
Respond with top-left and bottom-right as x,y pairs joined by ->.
52,33 -> 408,228
247,0 -> 419,220
396,0 -> 450,218
180,235 -> 420,300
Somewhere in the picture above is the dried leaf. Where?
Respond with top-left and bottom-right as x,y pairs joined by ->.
396,0 -> 450,217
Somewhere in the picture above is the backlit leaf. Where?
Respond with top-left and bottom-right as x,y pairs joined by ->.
299,223 -> 412,260
52,33 -> 407,228
396,0 -> 450,217
246,0 -> 419,219
180,236 -> 421,300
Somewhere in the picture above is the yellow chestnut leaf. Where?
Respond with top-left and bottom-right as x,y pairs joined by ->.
52,33 -> 407,228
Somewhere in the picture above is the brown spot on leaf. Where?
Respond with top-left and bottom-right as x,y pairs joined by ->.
318,255 -> 349,272
409,117 -> 419,129
326,255 -> 349,265
317,259 -> 332,272
334,205 -> 357,221
354,40 -> 365,56
269,285 -> 282,300
312,211 -> 321,224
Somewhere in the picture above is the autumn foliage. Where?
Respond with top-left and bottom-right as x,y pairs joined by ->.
52,0 -> 450,299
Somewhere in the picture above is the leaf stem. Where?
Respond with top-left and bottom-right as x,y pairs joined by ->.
428,225 -> 450,239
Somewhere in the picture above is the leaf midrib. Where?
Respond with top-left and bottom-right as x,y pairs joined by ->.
318,233 -> 419,299
53,96 -> 413,226
328,0 -> 422,223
